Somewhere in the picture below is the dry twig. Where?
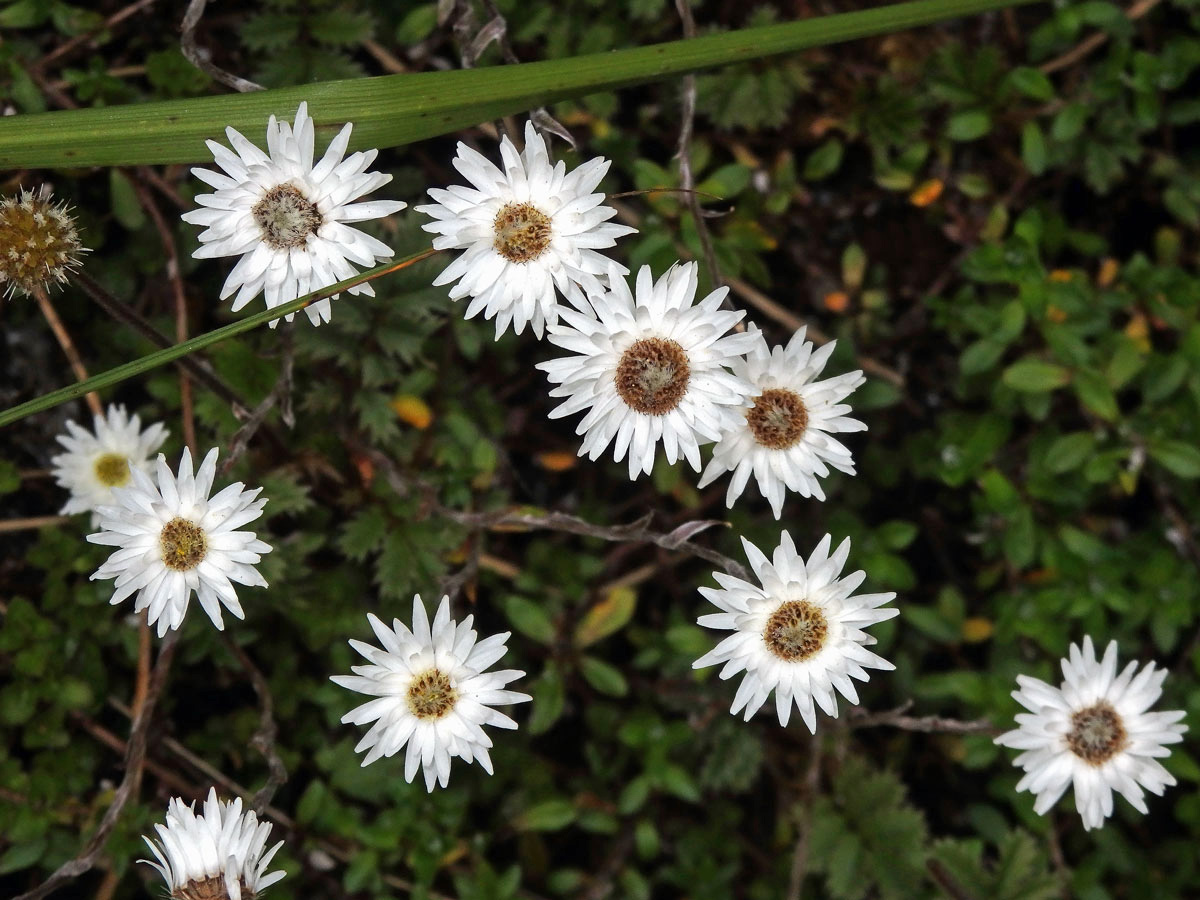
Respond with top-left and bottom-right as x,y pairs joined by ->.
786,737 -> 824,900
31,285 -> 102,416
673,0 -> 722,290
180,0 -> 263,92
1038,0 -> 1163,74
848,701 -> 999,735
15,631 -> 180,900
223,639 -> 288,813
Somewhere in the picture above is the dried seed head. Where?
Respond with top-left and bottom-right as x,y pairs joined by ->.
0,185 -> 86,298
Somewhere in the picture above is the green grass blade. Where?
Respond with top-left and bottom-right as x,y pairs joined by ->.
0,249 -> 438,429
0,0 -> 1038,170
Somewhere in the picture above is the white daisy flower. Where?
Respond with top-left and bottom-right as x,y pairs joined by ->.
697,325 -> 866,517
331,594 -> 531,791
693,531 -> 897,732
49,403 -> 167,521
995,636 -> 1187,831
536,261 -> 758,479
181,101 -> 406,327
415,121 -> 635,339
87,447 -> 272,638
141,787 -> 285,900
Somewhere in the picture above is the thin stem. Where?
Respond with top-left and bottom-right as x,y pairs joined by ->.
0,247 -> 440,429
32,285 -> 102,416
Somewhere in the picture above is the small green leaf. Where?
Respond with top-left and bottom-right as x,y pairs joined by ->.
1072,369 -> 1119,421
579,656 -> 629,697
1045,432 -> 1094,474
0,458 -> 19,495
574,586 -> 636,648
1149,440 -> 1200,479
1007,66 -> 1054,101
515,799 -> 577,832
1021,120 -> 1047,175
527,664 -> 565,735
947,109 -> 992,141
108,169 -> 146,231
1002,358 -> 1071,392
803,138 -> 843,180
502,595 -> 556,644
1050,102 -> 1088,142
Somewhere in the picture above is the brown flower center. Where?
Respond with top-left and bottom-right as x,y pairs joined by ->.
252,184 -> 322,250
160,517 -> 208,572
1066,701 -> 1128,765
746,388 -> 809,450
493,201 -> 552,263
614,338 -> 691,415
174,875 -> 254,900
763,600 -> 828,661
93,452 -> 131,488
407,668 -> 458,720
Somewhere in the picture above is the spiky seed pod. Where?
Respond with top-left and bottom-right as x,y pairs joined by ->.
0,185 -> 86,298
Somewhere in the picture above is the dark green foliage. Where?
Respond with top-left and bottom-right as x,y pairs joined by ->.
3,0 -> 1200,897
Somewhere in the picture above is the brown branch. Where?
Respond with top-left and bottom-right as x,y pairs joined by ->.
31,0 -> 159,72
786,737 -> 823,900
926,858 -> 977,900
32,285 -> 102,416
1038,0 -> 1163,74
725,275 -> 906,388
222,638 -> 288,813
74,272 -> 250,415
848,701 -> 999,736
15,631 -> 179,900
448,507 -> 745,580
0,514 -> 71,533
673,0 -> 721,291
218,327 -> 295,478
180,0 -> 263,92
128,171 -> 196,454
130,619 -> 152,720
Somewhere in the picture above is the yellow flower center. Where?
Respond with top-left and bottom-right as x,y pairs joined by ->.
92,453 -> 131,488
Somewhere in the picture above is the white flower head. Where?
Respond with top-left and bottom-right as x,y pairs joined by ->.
693,531 -> 897,732
50,403 -> 168,521
182,101 -> 406,326
416,121 -> 636,339
332,595 -> 531,791
87,447 -> 272,637
141,787 -> 285,900
537,260 -> 758,479
995,636 -> 1187,831
698,325 -> 866,517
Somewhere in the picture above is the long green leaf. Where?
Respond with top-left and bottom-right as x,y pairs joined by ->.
0,0 -> 1037,170
0,250 -> 438,429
